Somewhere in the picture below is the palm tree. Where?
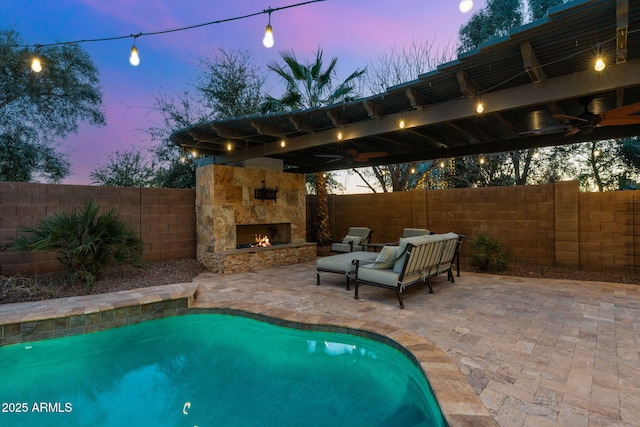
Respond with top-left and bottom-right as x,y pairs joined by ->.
263,49 -> 366,249
261,48 -> 366,113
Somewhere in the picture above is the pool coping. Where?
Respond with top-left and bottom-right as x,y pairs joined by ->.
0,283 -> 497,427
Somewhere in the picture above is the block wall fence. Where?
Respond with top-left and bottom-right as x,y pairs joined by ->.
307,181 -> 640,275
2,180 -> 640,276
0,182 -> 196,276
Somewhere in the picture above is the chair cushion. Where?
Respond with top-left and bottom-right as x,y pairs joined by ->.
369,245 -> 399,269
342,235 -> 363,245
357,266 -> 400,286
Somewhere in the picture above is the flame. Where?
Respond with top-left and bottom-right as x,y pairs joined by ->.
253,234 -> 271,247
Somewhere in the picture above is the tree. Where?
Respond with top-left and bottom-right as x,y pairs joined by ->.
196,48 -> 266,119
261,49 -> 366,113
145,48 -> 265,188
528,0 -> 567,20
0,30 -> 105,182
89,148 -> 157,187
359,39 -> 455,192
458,0 -> 524,53
262,49 -> 366,245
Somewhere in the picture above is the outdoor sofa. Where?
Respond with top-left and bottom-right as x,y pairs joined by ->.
353,232 -> 463,308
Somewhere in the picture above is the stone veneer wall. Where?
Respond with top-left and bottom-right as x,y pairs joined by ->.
196,164 -> 314,274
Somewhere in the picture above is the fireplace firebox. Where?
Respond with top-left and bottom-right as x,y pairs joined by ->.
236,223 -> 291,249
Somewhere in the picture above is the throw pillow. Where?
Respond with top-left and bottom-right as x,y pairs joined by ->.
342,235 -> 362,245
369,245 -> 399,269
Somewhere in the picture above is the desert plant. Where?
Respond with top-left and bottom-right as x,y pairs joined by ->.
4,200 -> 143,285
470,233 -> 510,272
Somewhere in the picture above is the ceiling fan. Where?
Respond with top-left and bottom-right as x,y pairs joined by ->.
316,148 -> 388,163
522,99 -> 640,137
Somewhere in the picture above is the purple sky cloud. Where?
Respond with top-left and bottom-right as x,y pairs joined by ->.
4,0 -> 485,185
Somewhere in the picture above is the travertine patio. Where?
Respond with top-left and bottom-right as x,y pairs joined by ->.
1,260 -> 639,426
192,261 -> 640,427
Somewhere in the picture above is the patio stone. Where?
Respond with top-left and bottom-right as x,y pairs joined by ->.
1,260 -> 639,426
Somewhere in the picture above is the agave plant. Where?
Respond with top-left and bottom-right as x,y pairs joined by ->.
4,200 -> 143,285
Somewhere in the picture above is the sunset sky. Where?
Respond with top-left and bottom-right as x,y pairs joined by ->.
4,0 -> 485,185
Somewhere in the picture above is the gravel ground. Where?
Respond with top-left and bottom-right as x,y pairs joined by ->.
0,259 -> 208,304
1,257 -> 638,305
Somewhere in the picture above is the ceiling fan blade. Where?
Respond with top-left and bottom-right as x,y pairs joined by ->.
564,126 -> 581,136
599,117 -> 640,126
353,152 -> 388,162
519,125 -> 570,136
314,154 -> 344,163
552,114 -> 590,123
598,102 -> 640,119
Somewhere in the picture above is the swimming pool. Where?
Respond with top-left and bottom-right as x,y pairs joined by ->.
0,313 -> 445,427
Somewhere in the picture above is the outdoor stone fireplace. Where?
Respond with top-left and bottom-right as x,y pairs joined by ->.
196,162 -> 316,274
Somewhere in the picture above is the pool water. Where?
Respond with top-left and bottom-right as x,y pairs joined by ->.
0,314 -> 445,427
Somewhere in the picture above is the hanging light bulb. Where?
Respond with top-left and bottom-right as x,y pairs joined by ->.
129,40 -> 140,66
31,57 -> 42,73
226,143 -> 233,151
439,160 -> 445,168
594,58 -> 605,71
399,119 -> 405,129
410,167 -> 416,174
479,156 -> 486,165
337,131 -> 343,141
263,11 -> 274,48
476,101 -> 484,114
459,0 -> 474,13
280,139 -> 286,148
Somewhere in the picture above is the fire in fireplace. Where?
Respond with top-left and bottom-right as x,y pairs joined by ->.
236,223 -> 291,249
253,234 -> 271,247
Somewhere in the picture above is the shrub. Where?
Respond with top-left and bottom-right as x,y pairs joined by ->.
470,234 -> 510,272
4,200 -> 143,285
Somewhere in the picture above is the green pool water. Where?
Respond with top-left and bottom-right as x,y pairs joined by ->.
0,313 -> 445,427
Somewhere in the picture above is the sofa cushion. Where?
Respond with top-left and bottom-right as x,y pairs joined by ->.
369,245 -> 399,269
357,265 -> 400,286
342,235 -> 363,245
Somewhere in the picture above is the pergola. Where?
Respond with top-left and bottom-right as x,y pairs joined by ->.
171,0 -> 640,174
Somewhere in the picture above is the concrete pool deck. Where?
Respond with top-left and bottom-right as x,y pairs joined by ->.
1,259 -> 639,426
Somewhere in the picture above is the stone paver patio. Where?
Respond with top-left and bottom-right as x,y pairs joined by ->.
192,260 -> 640,427
1,259 -> 639,426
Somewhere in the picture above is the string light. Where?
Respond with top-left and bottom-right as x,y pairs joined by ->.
398,118 -> 405,129
337,131 -> 343,141
129,36 -> 140,66
16,1 -> 326,69
479,156 -> 485,165
263,9 -> 274,48
30,57 -> 42,72
476,101 -> 484,114
226,143 -> 233,151
280,139 -> 286,147
594,57 -> 605,71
